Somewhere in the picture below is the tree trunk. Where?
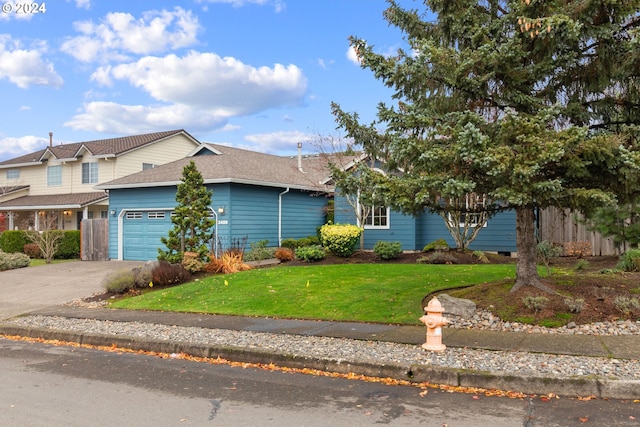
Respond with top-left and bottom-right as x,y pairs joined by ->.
510,205 -> 553,293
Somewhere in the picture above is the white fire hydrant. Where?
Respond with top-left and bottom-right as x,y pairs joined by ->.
419,296 -> 449,352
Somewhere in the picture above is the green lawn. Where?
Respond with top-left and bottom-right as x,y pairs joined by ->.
110,263 -> 517,325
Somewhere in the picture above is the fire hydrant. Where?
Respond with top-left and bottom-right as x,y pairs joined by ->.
419,296 -> 449,352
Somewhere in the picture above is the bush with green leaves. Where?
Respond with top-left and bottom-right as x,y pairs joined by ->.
295,245 -> 326,262
616,249 -> 640,272
472,250 -> 489,263
373,241 -> 402,260
422,239 -> 449,252
0,230 -> 27,254
56,230 -> 80,259
281,236 -> 321,249
103,262 -> 157,293
319,224 -> 362,257
0,251 -> 30,271
243,240 -> 276,261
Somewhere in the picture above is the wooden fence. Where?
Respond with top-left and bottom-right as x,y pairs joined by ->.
538,207 -> 629,256
81,218 -> 109,261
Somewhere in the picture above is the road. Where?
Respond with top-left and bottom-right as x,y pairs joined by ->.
1,337 -> 638,426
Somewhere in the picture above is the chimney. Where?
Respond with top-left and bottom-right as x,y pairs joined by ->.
297,142 -> 304,172
49,132 -> 53,147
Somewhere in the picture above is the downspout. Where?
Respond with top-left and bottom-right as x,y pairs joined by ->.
278,187 -> 290,246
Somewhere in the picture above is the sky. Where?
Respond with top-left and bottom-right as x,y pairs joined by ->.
0,0 -> 423,162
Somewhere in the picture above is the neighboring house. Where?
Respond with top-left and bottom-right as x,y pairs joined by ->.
330,156 -> 518,254
96,144 -> 333,261
0,130 -> 201,231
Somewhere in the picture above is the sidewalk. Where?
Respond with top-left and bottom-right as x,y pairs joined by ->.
1,305 -> 639,399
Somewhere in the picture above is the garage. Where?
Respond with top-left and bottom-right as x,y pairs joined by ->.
122,210 -> 172,261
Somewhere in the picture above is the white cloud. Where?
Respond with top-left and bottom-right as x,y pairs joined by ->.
346,45 -> 360,65
61,7 -> 200,63
0,35 -> 63,88
71,0 -> 91,9
243,130 -> 313,153
102,51 -> 307,112
71,51 -> 307,134
0,135 -> 47,159
64,102 -> 228,134
196,0 -> 285,13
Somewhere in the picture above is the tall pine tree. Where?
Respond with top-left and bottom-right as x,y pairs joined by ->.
158,161 -> 215,263
332,0 -> 640,291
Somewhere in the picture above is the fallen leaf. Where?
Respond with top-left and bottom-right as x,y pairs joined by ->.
579,417 -> 588,423
419,389 -> 428,397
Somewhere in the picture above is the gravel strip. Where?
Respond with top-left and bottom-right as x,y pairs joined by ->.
3,315 -> 639,381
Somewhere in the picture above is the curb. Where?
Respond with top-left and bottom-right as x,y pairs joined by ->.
2,324 -> 639,400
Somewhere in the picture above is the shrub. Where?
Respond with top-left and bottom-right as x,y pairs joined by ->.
613,296 -> 640,315
295,245 -> 326,262
373,241 -> 402,260
574,259 -> 590,271
243,240 -> 276,262
103,269 -> 137,293
472,250 -> 489,263
564,297 -> 584,313
319,224 -> 362,257
417,251 -> 457,264
151,261 -> 192,286
275,247 -> 294,262
422,239 -> 449,252
56,230 -> 80,259
23,243 -> 43,259
536,240 -> 562,276
182,251 -> 205,273
0,251 -> 30,271
0,230 -> 27,254
616,249 -> 640,272
204,252 -> 251,274
522,296 -> 549,313
281,236 -> 321,250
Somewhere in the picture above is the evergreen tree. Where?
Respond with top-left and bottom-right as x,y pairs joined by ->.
158,161 -> 215,263
332,0 -> 640,292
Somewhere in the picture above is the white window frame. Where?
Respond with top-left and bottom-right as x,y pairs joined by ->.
47,165 -> 62,186
82,162 -> 99,184
125,211 -> 143,219
6,168 -> 19,179
363,205 -> 390,229
147,211 -> 166,220
448,193 -> 488,228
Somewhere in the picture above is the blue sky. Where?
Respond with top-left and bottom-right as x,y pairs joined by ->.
0,0 -> 421,161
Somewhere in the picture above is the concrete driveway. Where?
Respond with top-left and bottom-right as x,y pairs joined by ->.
0,260 -> 144,320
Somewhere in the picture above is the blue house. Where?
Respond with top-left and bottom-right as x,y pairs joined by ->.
97,144 -> 333,261
330,156 -> 517,254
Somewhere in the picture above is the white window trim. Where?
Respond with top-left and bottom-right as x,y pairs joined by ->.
47,165 -> 62,187
363,205 -> 390,230
82,162 -> 99,184
446,194 -> 488,228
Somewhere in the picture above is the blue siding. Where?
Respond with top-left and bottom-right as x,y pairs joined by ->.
108,183 -> 329,260
334,193 -> 517,252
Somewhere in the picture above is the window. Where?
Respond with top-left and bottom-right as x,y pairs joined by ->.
100,211 -> 108,219
82,162 -> 98,184
142,163 -> 157,171
148,211 -> 166,219
47,165 -> 62,186
126,211 -> 143,219
363,205 -> 390,229
6,169 -> 19,179
449,193 -> 487,227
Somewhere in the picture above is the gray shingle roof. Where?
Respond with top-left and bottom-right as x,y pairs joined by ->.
0,129 -> 194,167
0,192 -> 108,210
97,144 -> 335,192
